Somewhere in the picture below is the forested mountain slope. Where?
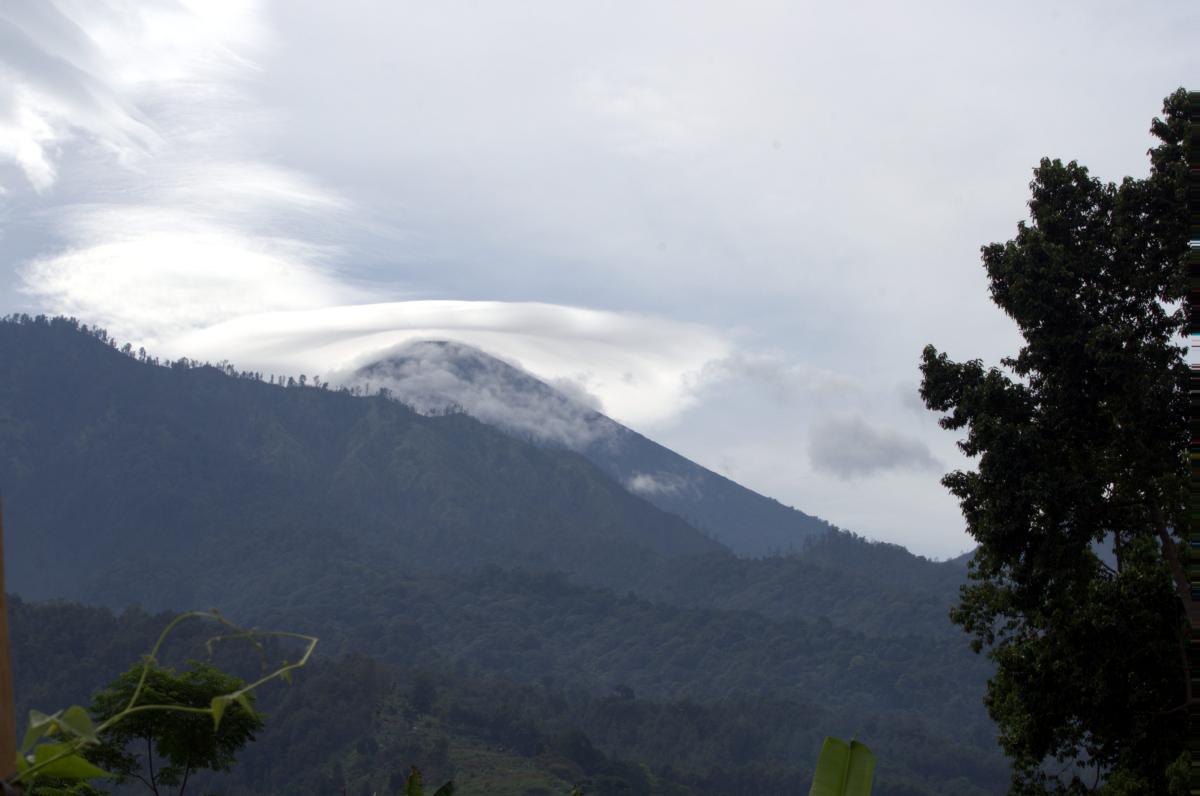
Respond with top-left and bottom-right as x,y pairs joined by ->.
353,340 -> 836,556
1,316 -> 1002,794
0,315 -> 966,637
0,315 -> 720,606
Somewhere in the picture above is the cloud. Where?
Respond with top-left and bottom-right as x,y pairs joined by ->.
0,0 -> 267,192
578,74 -> 720,157
808,414 -> 941,480
345,339 -> 614,449
691,352 -> 861,405
547,376 -> 603,412
21,206 -> 354,345
147,301 -> 732,428
0,4 -> 157,190
898,380 -> 929,414
625,471 -> 693,497
5,0 -> 1188,559
7,1 -> 355,350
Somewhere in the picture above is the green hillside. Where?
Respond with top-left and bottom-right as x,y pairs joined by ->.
0,315 -> 719,608
0,315 -> 1005,794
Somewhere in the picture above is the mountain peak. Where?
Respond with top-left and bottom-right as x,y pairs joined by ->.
349,339 -> 613,450
348,338 -> 837,557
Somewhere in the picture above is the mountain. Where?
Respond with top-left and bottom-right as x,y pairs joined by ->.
0,316 -> 723,609
0,315 -> 1003,795
350,340 -> 835,556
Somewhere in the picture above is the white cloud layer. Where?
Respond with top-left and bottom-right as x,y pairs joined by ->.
345,339 -> 612,449
2,0 -> 1193,558
22,207 -> 354,345
0,0 -> 265,191
166,301 -> 731,428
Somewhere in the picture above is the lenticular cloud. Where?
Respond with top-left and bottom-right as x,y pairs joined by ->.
163,300 -> 731,428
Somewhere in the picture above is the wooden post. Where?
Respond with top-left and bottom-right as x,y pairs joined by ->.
0,497 -> 15,781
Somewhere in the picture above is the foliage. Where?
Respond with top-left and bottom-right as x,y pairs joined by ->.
86,661 -> 262,794
918,89 -> 1190,794
402,766 -> 454,796
7,610 -> 316,796
809,737 -> 875,796
12,599 -> 1002,796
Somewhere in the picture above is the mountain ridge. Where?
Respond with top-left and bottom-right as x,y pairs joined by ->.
350,339 -> 838,557
0,315 -> 722,607
0,315 -> 1004,795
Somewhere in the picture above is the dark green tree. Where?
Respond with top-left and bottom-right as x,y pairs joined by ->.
919,89 -> 1192,795
87,661 -> 264,796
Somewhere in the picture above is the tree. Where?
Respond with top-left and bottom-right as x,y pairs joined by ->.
86,661 -> 264,796
918,89 -> 1191,795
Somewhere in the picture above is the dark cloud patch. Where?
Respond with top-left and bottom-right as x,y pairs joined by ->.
808,415 -> 940,479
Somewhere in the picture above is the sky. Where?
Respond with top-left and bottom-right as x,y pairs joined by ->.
0,1 -> 1195,558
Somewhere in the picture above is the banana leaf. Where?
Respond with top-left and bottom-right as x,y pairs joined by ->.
808,736 -> 875,796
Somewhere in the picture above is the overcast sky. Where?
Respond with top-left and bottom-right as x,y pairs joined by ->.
1,0 -> 1194,558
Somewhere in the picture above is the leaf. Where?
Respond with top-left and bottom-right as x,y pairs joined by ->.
32,743 -> 113,780
234,692 -> 256,718
431,782 -> 455,796
405,766 -> 424,796
844,741 -> 875,796
21,709 -> 62,753
809,736 -> 875,796
809,737 -> 850,796
58,706 -> 99,744
210,695 -> 229,730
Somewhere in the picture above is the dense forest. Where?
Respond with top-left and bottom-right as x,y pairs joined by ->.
1,315 -> 1005,795
11,598 -> 1005,795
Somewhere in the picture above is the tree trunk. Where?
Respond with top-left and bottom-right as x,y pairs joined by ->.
1151,513 -> 1197,708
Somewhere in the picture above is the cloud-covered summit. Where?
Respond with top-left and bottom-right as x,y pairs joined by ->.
350,339 -> 614,450
344,337 -> 836,557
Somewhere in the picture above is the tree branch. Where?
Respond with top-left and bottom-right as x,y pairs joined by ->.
178,760 -> 192,796
1150,503 -> 1196,708
1151,505 -> 1198,627
146,735 -> 159,796
128,769 -> 156,794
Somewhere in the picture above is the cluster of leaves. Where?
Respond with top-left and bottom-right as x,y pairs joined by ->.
7,610 -> 316,796
919,89 -> 1191,794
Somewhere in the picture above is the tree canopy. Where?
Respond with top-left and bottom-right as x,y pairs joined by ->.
87,661 -> 263,796
919,89 -> 1191,795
